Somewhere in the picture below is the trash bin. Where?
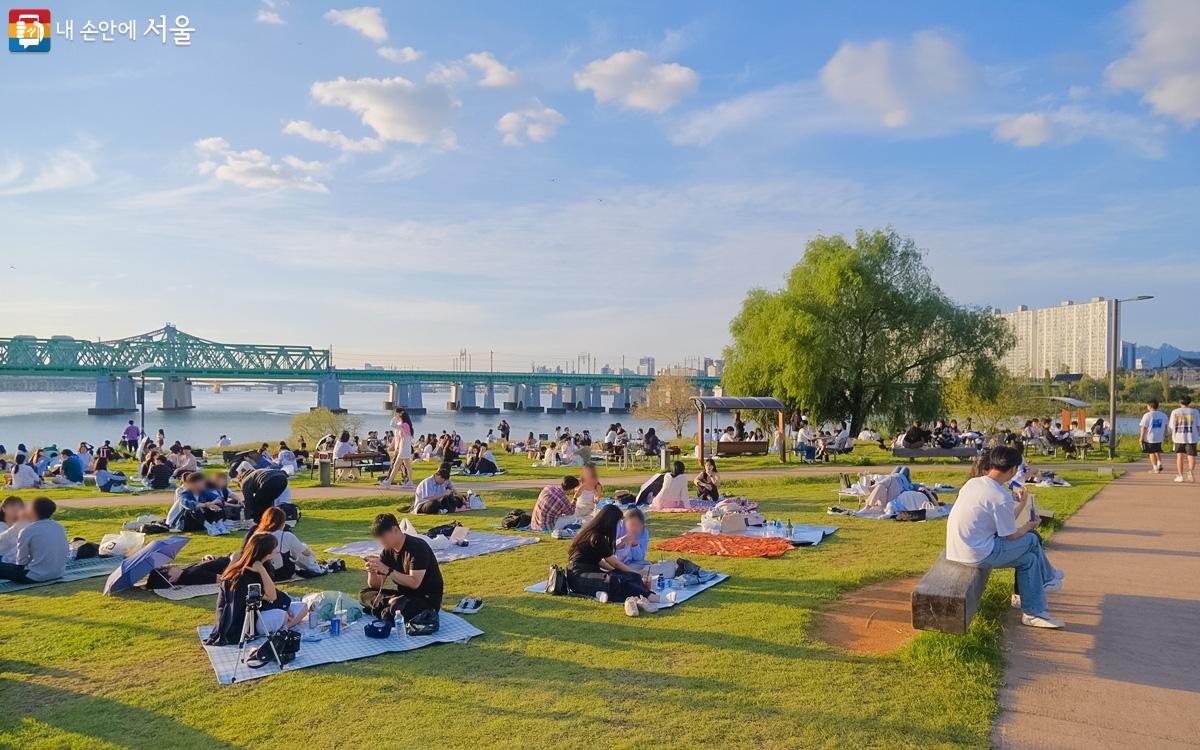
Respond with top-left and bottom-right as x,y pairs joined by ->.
318,459 -> 332,487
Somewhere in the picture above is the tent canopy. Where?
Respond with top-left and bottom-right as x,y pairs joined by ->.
1046,396 -> 1089,408
691,396 -> 786,412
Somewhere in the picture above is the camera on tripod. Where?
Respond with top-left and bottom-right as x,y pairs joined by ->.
246,582 -> 263,611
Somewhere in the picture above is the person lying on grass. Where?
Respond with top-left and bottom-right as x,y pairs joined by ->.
205,533 -> 309,645
946,445 -> 1066,630
567,505 -> 660,617
360,513 -> 444,623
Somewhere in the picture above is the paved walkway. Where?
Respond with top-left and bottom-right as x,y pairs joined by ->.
993,470 -> 1200,749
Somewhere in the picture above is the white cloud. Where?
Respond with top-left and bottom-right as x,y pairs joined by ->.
309,76 -> 460,148
194,137 -> 328,193
378,46 -> 422,63
497,99 -> 565,145
993,113 -> 1052,147
255,0 -> 285,24
464,51 -> 518,87
574,50 -> 698,113
323,6 -> 387,43
426,62 -> 467,85
992,105 -> 1167,156
282,119 -> 385,152
819,31 -> 979,128
1106,0 -> 1200,125
0,148 -> 97,196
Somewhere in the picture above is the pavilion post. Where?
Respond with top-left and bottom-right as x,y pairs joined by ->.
777,409 -> 787,463
697,407 -> 705,461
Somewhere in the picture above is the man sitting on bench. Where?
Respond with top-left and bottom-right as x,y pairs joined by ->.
946,446 -> 1065,629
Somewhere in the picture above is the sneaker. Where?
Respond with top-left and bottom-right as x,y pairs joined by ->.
400,482 -> 415,489
595,591 -> 609,604
636,596 -> 658,613
623,597 -> 639,617
1044,579 -> 1062,593
203,521 -> 217,536
1189,471 -> 1196,483
378,479 -> 391,487
1011,594 -> 1022,609
1155,464 -> 1164,473
1175,475 -> 1185,483
1021,612 -> 1065,629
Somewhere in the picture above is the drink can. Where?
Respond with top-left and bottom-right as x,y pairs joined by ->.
330,615 -> 341,636
307,611 -> 318,630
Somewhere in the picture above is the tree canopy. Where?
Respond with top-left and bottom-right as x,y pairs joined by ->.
722,229 -> 1012,433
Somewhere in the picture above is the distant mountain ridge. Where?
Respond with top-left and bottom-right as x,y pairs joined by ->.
1133,343 -> 1200,368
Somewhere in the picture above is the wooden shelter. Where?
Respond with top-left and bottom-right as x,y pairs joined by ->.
691,395 -> 788,463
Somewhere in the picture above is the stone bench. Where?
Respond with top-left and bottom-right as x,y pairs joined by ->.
911,552 -> 991,634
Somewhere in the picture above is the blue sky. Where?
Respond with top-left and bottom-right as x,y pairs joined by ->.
2,0 -> 1197,369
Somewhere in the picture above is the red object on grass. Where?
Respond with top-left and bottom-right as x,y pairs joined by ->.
654,533 -> 792,558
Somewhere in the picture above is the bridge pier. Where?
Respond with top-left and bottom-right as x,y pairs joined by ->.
407,383 -> 426,414
459,381 -> 479,412
546,383 -> 566,414
524,382 -> 544,412
588,383 -> 605,412
503,384 -> 520,411
609,384 -> 630,414
312,375 -> 345,413
159,376 -> 195,411
562,385 -> 577,411
384,381 -> 404,411
88,374 -> 133,415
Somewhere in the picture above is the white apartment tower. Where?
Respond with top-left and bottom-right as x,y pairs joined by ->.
998,298 -> 1115,378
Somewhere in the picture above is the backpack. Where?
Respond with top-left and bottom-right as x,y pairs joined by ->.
546,564 -> 569,595
426,521 -> 461,539
278,503 -> 301,522
247,629 -> 302,668
501,509 -> 531,529
138,522 -> 170,535
404,607 -> 440,636
69,538 -> 99,560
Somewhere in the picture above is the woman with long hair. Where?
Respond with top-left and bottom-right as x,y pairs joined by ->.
204,533 -> 308,646
247,506 -> 324,579
694,458 -> 721,503
382,408 -> 415,488
651,460 -> 690,510
566,505 -> 659,616
574,463 -> 603,517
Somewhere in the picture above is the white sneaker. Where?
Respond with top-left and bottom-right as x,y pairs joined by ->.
1021,612 -> 1065,629
1174,475 -> 1185,483
378,479 -> 391,487
636,596 -> 658,614
1154,464 -> 1164,473
1011,594 -> 1022,609
594,591 -> 609,604
623,597 -> 639,617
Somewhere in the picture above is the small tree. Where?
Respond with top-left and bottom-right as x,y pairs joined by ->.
633,373 -> 697,438
943,370 -> 1039,434
290,408 -> 363,446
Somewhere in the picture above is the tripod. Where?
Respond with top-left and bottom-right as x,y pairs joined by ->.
229,598 -> 285,684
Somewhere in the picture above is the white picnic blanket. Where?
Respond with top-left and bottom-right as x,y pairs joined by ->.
0,556 -> 122,594
326,531 -> 537,564
152,575 -> 303,601
524,572 -> 729,608
847,504 -> 951,520
687,523 -> 839,546
197,613 -> 483,685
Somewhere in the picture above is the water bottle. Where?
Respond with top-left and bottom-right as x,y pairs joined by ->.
656,574 -> 665,591
395,610 -> 405,635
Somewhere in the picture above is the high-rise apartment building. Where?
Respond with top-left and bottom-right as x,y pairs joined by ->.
998,298 -> 1114,378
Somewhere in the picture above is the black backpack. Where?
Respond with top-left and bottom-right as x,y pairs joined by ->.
426,521 -> 461,539
278,503 -> 301,522
546,564 -> 569,595
70,538 -> 99,560
247,629 -> 301,668
501,509 -> 531,529
405,607 -> 440,636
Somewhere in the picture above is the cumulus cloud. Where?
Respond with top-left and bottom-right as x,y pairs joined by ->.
255,1 -> 285,24
992,105 -> 1166,156
378,46 -> 421,63
574,50 -> 698,113
194,137 -> 328,193
819,31 -> 979,128
324,6 -> 387,43
0,148 -> 97,196
426,62 -> 467,85
497,99 -> 565,145
464,51 -> 518,87
1105,0 -> 1200,125
282,120 -> 385,152
309,76 -> 460,148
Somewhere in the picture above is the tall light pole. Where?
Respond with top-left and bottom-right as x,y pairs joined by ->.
1109,295 -> 1154,459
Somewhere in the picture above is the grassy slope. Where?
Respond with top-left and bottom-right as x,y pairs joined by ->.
0,470 -> 1111,750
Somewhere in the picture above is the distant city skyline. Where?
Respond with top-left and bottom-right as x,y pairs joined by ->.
2,1 -> 1198,359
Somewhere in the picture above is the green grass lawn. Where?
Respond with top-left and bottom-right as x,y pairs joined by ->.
0,469 -> 1112,749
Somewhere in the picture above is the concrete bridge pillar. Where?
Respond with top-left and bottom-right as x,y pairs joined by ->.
88,375 -> 121,415
313,375 -> 345,413
116,375 -> 137,412
274,383 -> 283,395
407,383 -> 426,414
609,385 -> 630,414
460,381 -> 479,412
629,386 -> 647,409
480,382 -> 500,414
504,384 -> 521,411
384,382 -> 402,411
562,385 -> 577,411
446,383 -> 461,411
589,383 -> 605,412
546,383 -> 566,414
160,376 -> 195,411
524,382 -> 544,412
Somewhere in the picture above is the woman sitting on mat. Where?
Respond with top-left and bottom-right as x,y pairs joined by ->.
613,507 -> 650,566
573,464 -> 603,518
694,458 -> 720,503
205,533 -> 309,645
650,461 -> 690,510
566,505 -> 659,617
248,507 -> 324,579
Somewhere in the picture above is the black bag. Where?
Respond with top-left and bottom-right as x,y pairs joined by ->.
895,509 -> 927,522
278,502 -> 301,522
613,490 -> 635,505
501,509 -> 531,529
179,509 -> 207,533
138,522 -> 170,535
405,607 -> 440,636
69,538 -> 99,560
426,521 -> 461,539
675,558 -> 701,576
546,564 -> 569,595
247,629 -> 302,668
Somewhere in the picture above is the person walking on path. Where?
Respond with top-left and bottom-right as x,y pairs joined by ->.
381,408 -> 415,489
1168,396 -> 1199,483
1138,399 -> 1168,474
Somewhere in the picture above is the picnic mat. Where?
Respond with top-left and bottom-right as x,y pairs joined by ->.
0,556 -> 123,594
197,613 -> 483,685
326,531 -> 538,564
838,505 -> 952,521
687,523 -> 838,547
524,572 -> 728,608
656,534 -> 794,558
152,575 -> 303,601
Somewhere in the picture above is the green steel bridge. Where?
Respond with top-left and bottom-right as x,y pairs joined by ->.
0,326 -> 719,415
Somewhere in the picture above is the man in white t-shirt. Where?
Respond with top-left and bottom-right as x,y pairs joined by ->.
1168,396 -> 1200,483
1138,400 -> 1169,474
946,446 -> 1064,629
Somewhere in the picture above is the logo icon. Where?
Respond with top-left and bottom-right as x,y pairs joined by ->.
9,9 -> 50,52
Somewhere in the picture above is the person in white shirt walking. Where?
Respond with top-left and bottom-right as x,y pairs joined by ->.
1138,399 -> 1169,474
946,446 -> 1065,629
1167,396 -> 1200,483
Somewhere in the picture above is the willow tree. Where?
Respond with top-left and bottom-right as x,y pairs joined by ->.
722,229 -> 1012,433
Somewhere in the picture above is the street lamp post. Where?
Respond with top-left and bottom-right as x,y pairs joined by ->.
129,363 -> 154,447
1109,296 -> 1154,459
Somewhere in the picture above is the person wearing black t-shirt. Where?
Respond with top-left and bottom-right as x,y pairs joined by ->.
567,505 -> 658,609
360,513 -> 445,622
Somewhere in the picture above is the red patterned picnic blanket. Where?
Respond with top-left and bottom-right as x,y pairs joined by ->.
654,533 -> 792,558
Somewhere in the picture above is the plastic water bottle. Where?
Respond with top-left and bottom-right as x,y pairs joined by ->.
656,574 -> 665,591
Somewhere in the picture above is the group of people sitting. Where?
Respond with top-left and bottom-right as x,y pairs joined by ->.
896,418 -> 972,450
1020,418 -> 1108,457
792,418 -> 853,462
0,496 -> 69,584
